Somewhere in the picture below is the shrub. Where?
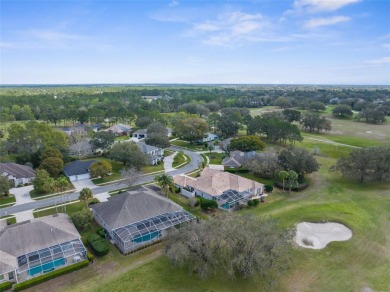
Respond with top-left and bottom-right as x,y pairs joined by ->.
13,260 -> 89,291
247,200 -> 254,207
199,197 -> 218,211
253,199 -> 260,206
71,209 -> 92,231
264,185 -> 273,192
97,228 -> 106,238
0,281 -> 11,292
88,198 -> 100,206
87,234 -> 109,256
87,251 -> 94,261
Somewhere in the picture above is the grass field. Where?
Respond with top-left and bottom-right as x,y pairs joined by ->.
170,140 -> 204,151
204,152 -> 225,164
0,195 -> 16,207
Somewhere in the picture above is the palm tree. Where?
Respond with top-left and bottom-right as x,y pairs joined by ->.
79,187 -> 93,208
278,170 -> 288,192
286,170 -> 298,193
155,174 -> 174,197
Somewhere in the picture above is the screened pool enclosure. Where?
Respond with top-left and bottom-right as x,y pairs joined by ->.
217,189 -> 253,211
113,210 -> 195,253
16,239 -> 86,282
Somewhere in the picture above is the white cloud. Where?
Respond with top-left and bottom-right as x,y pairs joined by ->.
382,43 -> 390,50
169,0 -> 179,7
293,0 -> 361,13
304,15 -> 351,28
366,57 -> 390,64
189,11 -> 271,46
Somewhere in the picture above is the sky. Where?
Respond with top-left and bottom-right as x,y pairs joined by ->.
0,0 -> 389,85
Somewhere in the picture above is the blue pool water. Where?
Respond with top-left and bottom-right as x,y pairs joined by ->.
28,258 -> 66,276
133,231 -> 160,243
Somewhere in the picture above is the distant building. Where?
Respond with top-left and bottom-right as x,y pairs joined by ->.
142,96 -> 162,102
91,187 -> 194,253
104,124 -> 132,136
222,151 -> 257,168
63,160 -> 97,181
133,127 -> 173,140
0,163 -> 35,187
196,133 -> 218,144
0,214 -> 86,284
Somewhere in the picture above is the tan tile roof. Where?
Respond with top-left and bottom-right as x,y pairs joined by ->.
174,168 -> 263,197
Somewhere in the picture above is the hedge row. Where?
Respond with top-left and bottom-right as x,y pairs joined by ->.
87,234 -> 109,256
13,260 -> 89,292
0,281 -> 11,292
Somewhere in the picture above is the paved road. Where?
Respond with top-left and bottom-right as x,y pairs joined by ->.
0,147 -> 202,217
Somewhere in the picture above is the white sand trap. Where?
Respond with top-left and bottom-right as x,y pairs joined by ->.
295,222 -> 352,249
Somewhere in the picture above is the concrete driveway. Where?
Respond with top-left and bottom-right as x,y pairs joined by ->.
164,151 -> 177,172
72,179 -> 97,191
9,185 -> 34,205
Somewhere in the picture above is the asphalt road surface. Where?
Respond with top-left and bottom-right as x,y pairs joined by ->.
0,147 -> 202,217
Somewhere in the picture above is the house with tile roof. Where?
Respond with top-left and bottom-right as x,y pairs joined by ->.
174,168 -> 264,211
104,124 -> 132,136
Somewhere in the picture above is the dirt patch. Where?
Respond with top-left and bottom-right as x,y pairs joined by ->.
295,222 -> 352,249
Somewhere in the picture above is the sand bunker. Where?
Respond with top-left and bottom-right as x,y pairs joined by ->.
295,222 -> 352,249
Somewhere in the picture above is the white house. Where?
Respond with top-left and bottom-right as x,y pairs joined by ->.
0,163 -> 35,187
196,133 -> 218,144
133,128 -> 173,140
137,142 -> 163,165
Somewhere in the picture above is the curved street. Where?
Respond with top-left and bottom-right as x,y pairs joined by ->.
0,147 -> 203,217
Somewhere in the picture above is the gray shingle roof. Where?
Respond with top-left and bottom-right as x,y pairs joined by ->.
0,214 -> 81,273
63,160 -> 97,177
138,142 -> 160,154
91,188 -> 183,230
0,163 -> 35,179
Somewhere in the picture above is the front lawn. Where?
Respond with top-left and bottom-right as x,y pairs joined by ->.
90,158 -> 124,184
204,152 -> 225,164
171,140 -> 204,151
141,163 -> 165,174
30,183 -> 76,199
0,195 -> 16,207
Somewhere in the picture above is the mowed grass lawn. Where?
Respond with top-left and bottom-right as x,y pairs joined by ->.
28,139 -> 390,292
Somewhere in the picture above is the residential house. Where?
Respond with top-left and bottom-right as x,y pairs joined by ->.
137,142 -> 163,165
196,133 -> 218,144
91,187 -> 194,254
222,151 -> 257,168
0,163 -> 35,187
63,160 -> 97,181
220,138 -> 232,151
133,127 -> 173,140
91,123 -> 104,132
141,96 -> 162,102
0,214 -> 86,284
104,124 -> 132,136
174,168 -> 264,211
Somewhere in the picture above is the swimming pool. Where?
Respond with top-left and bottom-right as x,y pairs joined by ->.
132,231 -> 160,243
28,258 -> 66,276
